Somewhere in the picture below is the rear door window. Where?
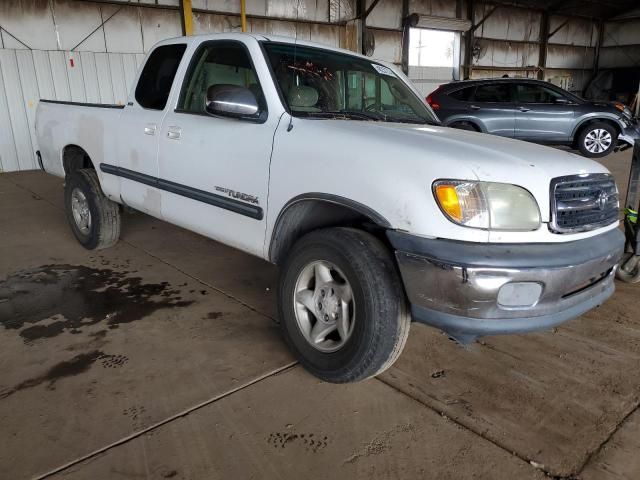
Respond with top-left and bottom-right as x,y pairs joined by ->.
449,86 -> 475,101
135,44 -> 187,110
472,83 -> 511,103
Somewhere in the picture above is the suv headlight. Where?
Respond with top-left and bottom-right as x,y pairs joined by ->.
433,180 -> 541,231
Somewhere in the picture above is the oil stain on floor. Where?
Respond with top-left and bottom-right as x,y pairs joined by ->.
0,264 -> 193,342
0,350 -> 105,399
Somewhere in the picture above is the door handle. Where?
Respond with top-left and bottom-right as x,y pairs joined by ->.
166,127 -> 181,140
518,107 -> 531,112
144,124 -> 157,135
469,104 -> 481,110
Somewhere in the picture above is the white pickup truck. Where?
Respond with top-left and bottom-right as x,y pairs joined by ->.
36,33 -> 624,383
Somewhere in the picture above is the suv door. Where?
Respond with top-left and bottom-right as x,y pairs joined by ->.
513,83 -> 576,142
157,40 -> 274,257
468,82 -> 516,137
115,44 -> 186,216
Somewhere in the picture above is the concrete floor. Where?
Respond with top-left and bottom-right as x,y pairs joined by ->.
0,149 -> 639,480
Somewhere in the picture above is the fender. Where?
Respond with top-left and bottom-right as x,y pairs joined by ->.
571,113 -> 626,139
268,193 -> 391,263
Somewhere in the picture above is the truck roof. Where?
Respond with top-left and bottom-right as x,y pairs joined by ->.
156,32 -> 379,64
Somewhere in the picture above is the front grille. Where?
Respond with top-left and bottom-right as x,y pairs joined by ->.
550,174 -> 619,233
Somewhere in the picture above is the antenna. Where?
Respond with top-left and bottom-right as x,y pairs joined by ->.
287,0 -> 302,132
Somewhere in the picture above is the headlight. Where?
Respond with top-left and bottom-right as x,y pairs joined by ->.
433,180 -> 541,231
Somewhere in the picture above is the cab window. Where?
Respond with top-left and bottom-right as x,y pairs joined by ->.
178,42 -> 265,114
135,44 -> 186,110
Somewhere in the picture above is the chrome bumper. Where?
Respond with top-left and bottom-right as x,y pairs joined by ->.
388,228 -> 625,343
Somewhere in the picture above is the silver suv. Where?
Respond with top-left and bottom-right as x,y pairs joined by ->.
427,78 -> 639,158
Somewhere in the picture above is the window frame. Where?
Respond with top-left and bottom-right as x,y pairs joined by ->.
174,39 -> 269,124
471,82 -> 513,104
134,43 -> 187,112
513,82 -> 574,105
448,85 -> 476,102
259,40 -> 439,124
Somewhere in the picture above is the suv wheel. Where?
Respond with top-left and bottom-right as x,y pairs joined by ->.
64,169 -> 121,250
278,227 -> 410,383
577,122 -> 617,158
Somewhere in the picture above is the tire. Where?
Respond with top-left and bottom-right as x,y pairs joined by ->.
278,227 -> 410,383
450,121 -> 478,132
64,169 -> 121,250
577,121 -> 618,158
616,252 -> 640,283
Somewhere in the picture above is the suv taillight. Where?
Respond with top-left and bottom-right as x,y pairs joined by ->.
426,93 -> 440,110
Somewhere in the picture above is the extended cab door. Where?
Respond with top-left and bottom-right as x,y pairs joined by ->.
467,82 -> 516,137
114,43 -> 187,217
156,39 -> 278,257
513,82 -> 575,142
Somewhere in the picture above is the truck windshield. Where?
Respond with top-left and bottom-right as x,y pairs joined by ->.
262,42 -> 439,125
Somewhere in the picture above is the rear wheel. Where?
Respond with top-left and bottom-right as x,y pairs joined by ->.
64,169 -> 121,250
278,227 -> 410,383
577,122 -> 617,158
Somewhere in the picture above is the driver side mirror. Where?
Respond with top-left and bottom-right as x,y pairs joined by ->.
554,97 -> 571,105
205,84 -> 259,119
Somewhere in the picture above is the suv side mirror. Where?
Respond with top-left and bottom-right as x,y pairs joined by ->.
205,84 -> 259,118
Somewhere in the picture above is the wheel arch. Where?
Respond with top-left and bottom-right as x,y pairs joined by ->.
62,145 -> 95,174
448,120 -> 482,132
444,116 -> 486,132
268,193 -> 391,265
571,117 -> 622,142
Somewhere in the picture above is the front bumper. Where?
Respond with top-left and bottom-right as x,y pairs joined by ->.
619,124 -> 640,149
388,228 -> 625,343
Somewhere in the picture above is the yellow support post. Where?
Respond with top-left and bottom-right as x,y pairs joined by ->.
240,0 -> 247,32
181,0 -> 194,36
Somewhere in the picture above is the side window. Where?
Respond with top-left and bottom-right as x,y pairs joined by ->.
473,84 -> 511,103
178,42 -> 265,114
516,84 -> 565,104
135,44 -> 186,110
449,86 -> 475,101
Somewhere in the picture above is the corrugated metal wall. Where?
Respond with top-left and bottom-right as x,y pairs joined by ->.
0,49 -> 143,171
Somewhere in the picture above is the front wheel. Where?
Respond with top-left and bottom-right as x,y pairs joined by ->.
278,227 -> 410,383
577,122 -> 617,158
616,253 -> 640,283
64,169 -> 121,250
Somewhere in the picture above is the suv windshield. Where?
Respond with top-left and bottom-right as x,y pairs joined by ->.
262,42 -> 438,125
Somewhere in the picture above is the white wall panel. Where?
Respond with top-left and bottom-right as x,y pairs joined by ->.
367,0 -> 402,30
0,48 -> 141,172
94,52 -> 115,104
80,52 -> 101,103
65,52 -> 88,102
602,19 -> 640,47
48,50 -> 72,101
31,50 -> 56,100
0,53 -> 20,172
52,0 -> 106,52
0,50 -> 36,170
16,51 -> 41,167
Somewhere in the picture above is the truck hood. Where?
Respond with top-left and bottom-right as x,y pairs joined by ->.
312,119 -> 611,222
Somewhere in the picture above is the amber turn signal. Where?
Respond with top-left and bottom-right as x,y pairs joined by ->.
434,184 -> 462,222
